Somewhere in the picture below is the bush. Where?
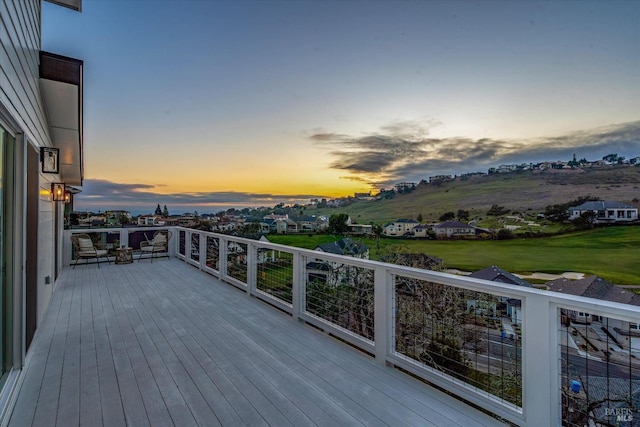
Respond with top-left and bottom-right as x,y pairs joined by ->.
497,229 -> 514,240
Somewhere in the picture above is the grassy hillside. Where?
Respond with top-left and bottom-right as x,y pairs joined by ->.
268,226 -> 640,286
304,166 -> 640,224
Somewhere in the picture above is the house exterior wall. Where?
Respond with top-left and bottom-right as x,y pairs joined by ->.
2,0 -> 60,325
568,204 -> 638,223
383,220 -> 419,236
1,2 -> 82,416
434,226 -> 475,238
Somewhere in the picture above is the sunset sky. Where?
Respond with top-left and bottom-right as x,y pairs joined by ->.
43,0 -> 640,214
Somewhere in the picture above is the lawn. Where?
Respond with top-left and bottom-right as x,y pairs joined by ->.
267,226 -> 640,286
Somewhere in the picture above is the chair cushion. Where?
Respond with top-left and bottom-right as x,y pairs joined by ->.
78,238 -> 94,250
152,234 -> 167,245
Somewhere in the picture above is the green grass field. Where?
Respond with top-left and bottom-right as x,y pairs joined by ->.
267,226 -> 640,286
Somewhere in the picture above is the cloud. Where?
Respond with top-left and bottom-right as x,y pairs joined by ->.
312,120 -> 640,187
74,179 -> 325,214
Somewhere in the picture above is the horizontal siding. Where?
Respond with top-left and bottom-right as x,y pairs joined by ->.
0,0 -> 50,147
1,0 -> 57,331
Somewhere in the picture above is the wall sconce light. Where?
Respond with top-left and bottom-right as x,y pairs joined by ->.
51,182 -> 66,202
40,147 -> 60,174
64,192 -> 71,204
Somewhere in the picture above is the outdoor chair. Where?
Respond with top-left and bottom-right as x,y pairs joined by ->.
139,230 -> 171,262
70,233 -> 111,268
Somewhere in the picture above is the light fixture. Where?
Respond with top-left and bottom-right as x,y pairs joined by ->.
64,192 -> 71,204
40,147 -> 60,174
51,182 -> 65,202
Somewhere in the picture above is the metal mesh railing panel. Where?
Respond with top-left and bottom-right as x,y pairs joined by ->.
303,256 -> 374,341
226,241 -> 248,283
255,246 -> 293,304
393,275 -> 522,407
559,310 -> 639,426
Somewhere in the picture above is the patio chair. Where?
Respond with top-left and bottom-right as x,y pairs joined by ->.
139,230 -> 171,262
70,233 -> 111,268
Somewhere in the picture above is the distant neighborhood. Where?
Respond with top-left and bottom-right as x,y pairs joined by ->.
69,197 -> 638,241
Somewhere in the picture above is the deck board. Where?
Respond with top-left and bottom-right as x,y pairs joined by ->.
8,259 -> 506,426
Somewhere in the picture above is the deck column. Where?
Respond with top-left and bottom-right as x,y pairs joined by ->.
374,266 -> 392,364
522,293 -> 559,425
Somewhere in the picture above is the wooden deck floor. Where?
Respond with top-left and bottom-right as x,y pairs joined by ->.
8,259 -> 505,426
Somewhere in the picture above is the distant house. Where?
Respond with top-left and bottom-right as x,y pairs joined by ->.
568,201 -> 638,223
272,218 -> 298,234
295,215 -> 319,232
412,224 -> 432,238
314,237 -> 369,259
547,276 -> 640,350
434,221 -> 475,238
105,210 -> 132,225
354,192 -> 374,200
137,215 -> 162,226
429,175 -> 452,183
307,238 -> 370,286
394,182 -> 417,192
348,223 -> 373,235
468,265 -> 533,325
383,219 -> 420,236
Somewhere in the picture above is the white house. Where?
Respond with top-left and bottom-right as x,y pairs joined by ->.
383,219 -> 420,236
138,215 -> 162,226
568,201 -> 638,223
434,221 -> 476,238
0,0 -> 84,419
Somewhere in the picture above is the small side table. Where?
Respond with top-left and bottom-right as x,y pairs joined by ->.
115,247 -> 133,264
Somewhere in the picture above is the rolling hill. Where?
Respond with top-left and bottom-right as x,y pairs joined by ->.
305,166 -> 640,224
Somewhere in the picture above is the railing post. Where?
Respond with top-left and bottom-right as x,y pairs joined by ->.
374,266 -> 391,364
219,236 -> 228,282
168,227 -> 177,257
246,242 -> 257,295
63,230 -> 72,267
120,229 -> 129,249
291,251 -> 304,321
198,232 -> 206,269
522,293 -> 559,426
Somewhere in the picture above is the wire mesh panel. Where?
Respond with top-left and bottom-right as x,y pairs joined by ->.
226,240 -> 248,284
178,230 -> 186,256
190,233 -> 200,262
560,310 -> 640,426
255,245 -> 293,304
205,236 -> 219,271
303,256 -> 375,341
393,275 -> 522,407
127,230 -> 151,251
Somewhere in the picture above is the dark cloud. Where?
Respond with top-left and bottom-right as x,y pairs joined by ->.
312,120 -> 640,187
75,179 -> 324,214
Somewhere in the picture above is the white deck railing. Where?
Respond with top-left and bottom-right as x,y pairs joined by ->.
63,227 -> 640,426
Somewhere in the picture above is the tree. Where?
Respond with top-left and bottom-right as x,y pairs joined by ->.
457,209 -> 469,221
487,204 -> 510,216
572,211 -> 597,229
603,153 -> 619,163
154,204 -> 162,215
439,211 -> 455,222
416,213 -> 423,223
328,213 -> 349,234
162,205 -> 169,217
496,229 -> 513,240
